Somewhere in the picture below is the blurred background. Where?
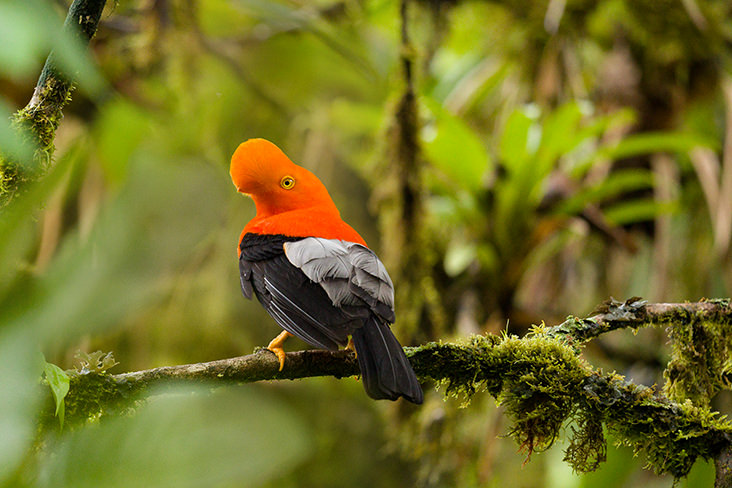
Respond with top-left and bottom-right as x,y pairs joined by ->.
1,0 -> 731,486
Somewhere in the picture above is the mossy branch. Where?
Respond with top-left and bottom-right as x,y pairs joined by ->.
550,297 -> 732,409
0,0 -> 107,207
548,297 -> 732,343
54,299 -> 732,483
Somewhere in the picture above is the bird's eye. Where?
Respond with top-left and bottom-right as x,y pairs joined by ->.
280,176 -> 296,190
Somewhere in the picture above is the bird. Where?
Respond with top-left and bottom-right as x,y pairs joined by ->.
230,138 -> 423,404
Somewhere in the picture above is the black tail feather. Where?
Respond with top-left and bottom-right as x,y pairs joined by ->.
351,317 -> 423,404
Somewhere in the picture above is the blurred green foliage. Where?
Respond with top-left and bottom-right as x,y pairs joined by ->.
1,0 -> 731,486
422,100 -> 714,319
37,387 -> 309,488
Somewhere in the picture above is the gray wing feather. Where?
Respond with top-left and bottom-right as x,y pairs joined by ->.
288,239 -> 352,279
349,245 -> 394,305
284,237 -> 395,321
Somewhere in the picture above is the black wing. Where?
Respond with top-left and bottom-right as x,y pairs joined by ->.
239,233 -> 358,350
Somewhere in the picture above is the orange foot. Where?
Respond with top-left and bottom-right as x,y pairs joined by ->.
267,330 -> 292,371
346,336 -> 357,358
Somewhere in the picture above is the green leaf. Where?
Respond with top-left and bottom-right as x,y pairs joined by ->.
569,127 -> 710,178
499,108 -> 534,171
43,362 -> 70,428
564,109 -> 637,178
422,98 -> 491,192
536,102 -> 583,172
602,131 -> 716,160
555,169 -> 655,215
605,198 -> 677,225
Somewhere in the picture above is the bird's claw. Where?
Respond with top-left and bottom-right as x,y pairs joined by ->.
266,330 -> 292,371
268,345 -> 286,371
346,336 -> 357,358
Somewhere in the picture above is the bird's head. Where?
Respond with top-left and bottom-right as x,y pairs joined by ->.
230,138 -> 336,216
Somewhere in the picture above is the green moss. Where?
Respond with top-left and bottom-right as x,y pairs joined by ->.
604,388 -> 730,477
36,372 -> 134,438
651,308 -> 732,407
13,76 -> 73,168
408,335 -> 500,397
410,333 -> 590,456
407,328 -> 732,478
563,412 -> 606,472
492,334 -> 588,454
1,71 -> 74,208
61,372 -> 139,428
0,163 -> 20,206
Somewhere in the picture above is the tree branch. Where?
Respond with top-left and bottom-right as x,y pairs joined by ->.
547,297 -> 732,343
0,0 -> 107,206
115,348 -> 359,394
717,444 -> 732,488
55,300 -> 732,481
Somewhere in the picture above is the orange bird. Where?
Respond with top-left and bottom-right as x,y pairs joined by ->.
231,138 -> 423,404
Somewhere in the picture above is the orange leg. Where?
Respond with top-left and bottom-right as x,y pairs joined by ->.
267,330 -> 292,371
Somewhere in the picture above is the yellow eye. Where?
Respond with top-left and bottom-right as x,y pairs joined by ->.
280,176 -> 295,190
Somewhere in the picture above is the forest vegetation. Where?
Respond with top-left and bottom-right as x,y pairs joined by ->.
2,0 -> 732,487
